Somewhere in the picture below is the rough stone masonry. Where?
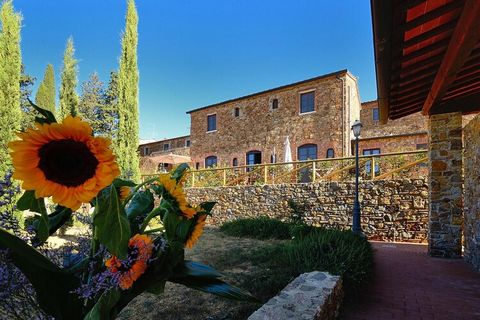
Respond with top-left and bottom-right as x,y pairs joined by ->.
186,179 -> 429,242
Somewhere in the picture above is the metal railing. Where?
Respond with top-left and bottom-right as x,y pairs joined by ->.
141,150 -> 428,188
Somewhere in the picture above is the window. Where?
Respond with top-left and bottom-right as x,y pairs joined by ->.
272,99 -> 278,110
205,156 -> 217,168
363,149 -> 381,175
326,148 -> 335,158
144,147 -> 149,155
270,154 -> 276,163
163,143 -> 169,151
207,114 -> 216,132
298,144 -> 318,161
372,108 -> 380,121
232,158 -> 238,166
185,139 -> 191,147
300,91 -> 315,114
297,144 -> 317,183
195,162 -> 200,170
246,151 -> 262,171
234,107 -> 240,117
416,143 -> 427,150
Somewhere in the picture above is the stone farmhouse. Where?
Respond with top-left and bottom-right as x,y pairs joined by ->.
138,69 -> 430,170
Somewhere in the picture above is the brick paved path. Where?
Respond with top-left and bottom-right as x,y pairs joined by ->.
341,242 -> 480,320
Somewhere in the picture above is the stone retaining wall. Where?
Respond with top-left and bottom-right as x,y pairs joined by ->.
248,272 -> 343,320
186,179 -> 429,242
464,114 -> 480,271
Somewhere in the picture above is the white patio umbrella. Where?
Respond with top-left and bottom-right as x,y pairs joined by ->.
284,136 -> 293,170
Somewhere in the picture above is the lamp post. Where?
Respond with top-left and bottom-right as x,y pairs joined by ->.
351,120 -> 363,235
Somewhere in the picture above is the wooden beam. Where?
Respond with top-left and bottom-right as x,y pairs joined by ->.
402,20 -> 457,49
400,1 -> 464,32
422,0 -> 480,114
430,92 -> 480,114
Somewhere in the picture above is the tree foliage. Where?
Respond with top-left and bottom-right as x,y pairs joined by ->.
115,0 -> 140,181
19,65 -> 36,130
79,71 -> 119,138
35,64 -> 55,115
0,0 -> 22,175
58,37 -> 78,120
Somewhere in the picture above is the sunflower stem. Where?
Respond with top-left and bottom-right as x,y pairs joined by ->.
122,177 -> 158,205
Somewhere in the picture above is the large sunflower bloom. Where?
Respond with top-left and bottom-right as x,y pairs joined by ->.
158,174 -> 196,219
9,116 -> 120,210
185,214 -> 207,249
105,234 -> 154,290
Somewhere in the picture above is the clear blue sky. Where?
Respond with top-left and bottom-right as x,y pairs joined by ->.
15,0 -> 376,140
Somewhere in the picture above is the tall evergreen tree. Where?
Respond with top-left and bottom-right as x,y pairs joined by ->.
19,65 -> 36,130
79,72 -> 105,135
35,63 -> 55,115
0,0 -> 22,175
58,37 -> 78,119
102,71 -> 119,139
115,0 -> 140,181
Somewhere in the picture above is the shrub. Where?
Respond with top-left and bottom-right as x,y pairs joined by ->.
220,217 -> 292,240
220,217 -> 374,297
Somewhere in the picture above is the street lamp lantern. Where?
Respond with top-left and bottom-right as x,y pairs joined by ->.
352,119 -> 363,138
351,120 -> 363,235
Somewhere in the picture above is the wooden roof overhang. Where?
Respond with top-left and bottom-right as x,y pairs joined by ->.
371,0 -> 480,123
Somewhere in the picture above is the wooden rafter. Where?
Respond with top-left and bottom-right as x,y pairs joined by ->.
422,0 -> 480,114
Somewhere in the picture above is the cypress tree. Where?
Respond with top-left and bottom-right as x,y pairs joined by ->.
0,0 -> 22,175
35,63 -> 55,115
19,65 -> 36,130
102,71 -> 119,139
79,72 -> 105,135
58,37 -> 78,119
116,0 -> 140,181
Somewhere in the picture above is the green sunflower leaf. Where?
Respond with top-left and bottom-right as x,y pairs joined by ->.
0,229 -> 84,319
31,206 -> 72,246
84,289 -> 121,320
27,98 -> 57,124
199,201 -> 216,214
94,186 -> 131,259
169,261 -> 259,303
126,189 -> 154,221
17,191 -> 49,244
171,163 -> 189,182
112,178 -> 137,188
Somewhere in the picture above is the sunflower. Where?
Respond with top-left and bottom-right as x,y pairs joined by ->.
9,116 -> 120,210
119,186 -> 132,201
185,214 -> 207,249
105,234 -> 154,290
158,173 -> 196,219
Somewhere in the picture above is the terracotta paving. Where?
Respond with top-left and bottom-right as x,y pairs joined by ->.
341,242 -> 480,320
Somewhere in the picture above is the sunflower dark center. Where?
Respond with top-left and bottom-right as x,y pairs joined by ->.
38,139 -> 99,187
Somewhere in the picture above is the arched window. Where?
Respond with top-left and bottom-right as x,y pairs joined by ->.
326,148 -> 335,158
205,156 -> 217,168
297,144 -> 317,161
246,150 -> 261,172
234,107 -> 240,117
272,99 -> 279,109
232,158 -> 238,166
195,162 -> 200,170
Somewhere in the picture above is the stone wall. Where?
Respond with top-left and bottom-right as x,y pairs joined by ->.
187,70 -> 361,168
464,113 -> 480,271
186,179 -> 429,242
360,101 -> 428,139
248,272 -> 343,320
428,112 -> 463,258
359,133 -> 428,154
